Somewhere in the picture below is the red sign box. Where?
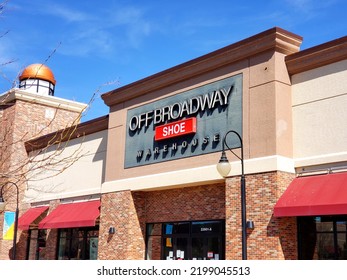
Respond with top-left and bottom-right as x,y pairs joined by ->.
155,117 -> 197,141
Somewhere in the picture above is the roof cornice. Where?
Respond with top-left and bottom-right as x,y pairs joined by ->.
286,35 -> 347,75
24,114 -> 109,153
0,89 -> 87,113
102,27 -> 302,107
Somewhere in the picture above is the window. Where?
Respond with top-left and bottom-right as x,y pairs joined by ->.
26,229 -> 47,260
146,220 -> 225,260
298,216 -> 347,260
19,79 -> 55,95
57,226 -> 99,260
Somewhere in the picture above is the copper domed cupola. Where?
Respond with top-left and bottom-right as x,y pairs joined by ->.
19,64 -> 56,96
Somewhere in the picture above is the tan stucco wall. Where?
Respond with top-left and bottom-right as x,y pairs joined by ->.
292,59 -> 347,168
25,130 -> 107,202
103,50 -> 295,192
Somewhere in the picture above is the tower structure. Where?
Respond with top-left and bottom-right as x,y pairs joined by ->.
0,64 -> 87,259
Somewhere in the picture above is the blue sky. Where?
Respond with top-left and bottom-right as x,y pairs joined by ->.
0,0 -> 346,121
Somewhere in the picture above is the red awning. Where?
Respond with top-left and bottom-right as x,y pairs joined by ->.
274,172 -> 347,217
38,200 -> 100,229
18,206 -> 49,230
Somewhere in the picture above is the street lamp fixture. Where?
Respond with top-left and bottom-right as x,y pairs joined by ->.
216,130 -> 248,260
0,182 -> 19,260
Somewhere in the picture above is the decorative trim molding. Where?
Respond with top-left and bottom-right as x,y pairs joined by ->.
25,114 -> 109,152
102,27 -> 302,106
286,35 -> 347,75
1,89 -> 87,112
101,155 -> 295,193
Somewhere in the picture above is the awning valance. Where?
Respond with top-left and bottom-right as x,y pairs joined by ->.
38,200 -> 100,229
18,206 -> 49,230
274,172 -> 347,217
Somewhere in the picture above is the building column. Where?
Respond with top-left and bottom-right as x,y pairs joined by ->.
225,171 -> 296,259
98,191 -> 146,260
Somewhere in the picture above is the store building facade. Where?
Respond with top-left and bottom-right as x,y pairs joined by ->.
1,27 -> 346,260
98,27 -> 302,260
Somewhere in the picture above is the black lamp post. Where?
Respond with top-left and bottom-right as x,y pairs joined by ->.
0,181 -> 19,260
216,130 -> 248,260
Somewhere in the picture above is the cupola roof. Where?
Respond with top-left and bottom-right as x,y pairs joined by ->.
19,63 -> 56,85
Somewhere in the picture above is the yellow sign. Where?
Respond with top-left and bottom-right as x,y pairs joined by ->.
3,211 -> 15,240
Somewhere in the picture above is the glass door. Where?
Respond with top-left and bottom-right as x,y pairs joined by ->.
192,237 -> 222,260
191,221 -> 224,260
146,220 -> 225,260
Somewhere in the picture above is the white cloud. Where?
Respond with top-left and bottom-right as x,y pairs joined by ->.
4,1 -> 153,59
43,4 -> 93,22
285,0 -> 338,15
43,4 -> 152,57
59,27 -> 113,56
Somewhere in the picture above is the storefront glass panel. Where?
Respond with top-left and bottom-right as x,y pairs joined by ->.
147,236 -> 162,260
191,238 -> 204,260
316,220 -> 333,232
57,226 -> 99,260
317,233 -> 335,259
192,221 -> 221,234
298,216 -> 347,260
162,237 -> 174,260
26,229 -> 47,260
191,237 -> 221,260
175,238 -> 188,260
58,235 -> 70,260
146,220 -> 225,260
337,233 -> 347,259
337,220 -> 347,231
207,237 -> 220,260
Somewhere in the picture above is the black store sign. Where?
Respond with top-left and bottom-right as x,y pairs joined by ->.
125,74 -> 243,168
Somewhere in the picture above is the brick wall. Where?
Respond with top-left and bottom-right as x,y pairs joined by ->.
38,200 -> 60,260
98,191 -> 146,260
225,171 -> 296,260
98,172 -> 297,260
99,184 -> 225,260
144,184 -> 226,223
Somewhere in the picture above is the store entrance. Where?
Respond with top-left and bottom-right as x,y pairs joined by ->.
191,236 -> 221,260
146,220 -> 225,260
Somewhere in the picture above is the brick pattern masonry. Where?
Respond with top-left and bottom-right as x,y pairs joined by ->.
98,171 -> 296,260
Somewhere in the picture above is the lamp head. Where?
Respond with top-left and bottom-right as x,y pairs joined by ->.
216,151 -> 231,177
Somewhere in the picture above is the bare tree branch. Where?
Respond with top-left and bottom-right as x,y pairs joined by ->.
0,3 -> 117,205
